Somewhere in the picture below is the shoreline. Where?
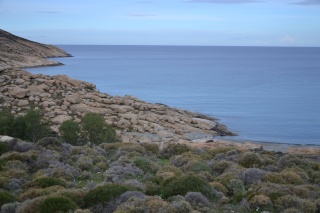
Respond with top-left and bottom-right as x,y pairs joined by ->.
23,60 -> 320,154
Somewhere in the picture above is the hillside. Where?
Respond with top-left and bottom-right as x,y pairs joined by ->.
0,29 -> 70,70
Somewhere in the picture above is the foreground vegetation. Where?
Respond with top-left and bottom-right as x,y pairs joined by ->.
1,133 -> 320,212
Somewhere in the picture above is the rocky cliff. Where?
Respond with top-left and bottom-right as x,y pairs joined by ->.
0,29 -> 70,70
0,30 -> 235,145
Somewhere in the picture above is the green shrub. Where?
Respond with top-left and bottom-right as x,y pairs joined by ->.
162,175 -> 216,199
0,190 -> 16,207
212,160 -> 232,174
84,183 -> 137,207
160,143 -> 191,159
141,143 -> 159,154
39,196 -> 78,213
81,113 -> 118,145
0,110 -> 14,135
59,119 -> 81,145
275,195 -> 316,213
21,109 -> 51,142
0,142 -> 9,155
133,156 -> 158,173
184,160 -> 211,173
263,171 -> 305,185
239,152 -> 262,168
29,177 -> 66,188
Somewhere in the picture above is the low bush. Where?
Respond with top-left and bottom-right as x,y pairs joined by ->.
250,194 -> 273,212
38,196 -> 78,213
263,171 -> 305,185
275,195 -> 317,213
141,143 -> 159,155
162,175 -> 217,199
36,137 -> 62,148
29,177 -> 66,188
202,147 -> 235,160
84,183 -> 137,208
238,152 -> 262,168
0,190 -> 16,207
184,160 -> 211,173
133,156 -> 159,173
160,143 -> 191,159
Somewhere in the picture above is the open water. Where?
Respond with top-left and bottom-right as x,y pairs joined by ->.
27,45 -> 320,145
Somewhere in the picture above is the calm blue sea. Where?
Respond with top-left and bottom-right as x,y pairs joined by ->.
27,45 -> 320,145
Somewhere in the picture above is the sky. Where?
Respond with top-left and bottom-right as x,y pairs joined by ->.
1,0 -> 320,46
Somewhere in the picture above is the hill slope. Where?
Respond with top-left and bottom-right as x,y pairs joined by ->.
0,29 -> 70,70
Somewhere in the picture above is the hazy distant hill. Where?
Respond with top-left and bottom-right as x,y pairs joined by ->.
0,29 -> 70,70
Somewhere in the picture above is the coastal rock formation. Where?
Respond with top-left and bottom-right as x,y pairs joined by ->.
0,29 -> 70,70
0,68 -> 235,144
0,29 -> 235,145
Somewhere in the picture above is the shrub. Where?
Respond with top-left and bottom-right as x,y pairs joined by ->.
59,120 -> 81,145
243,168 -> 267,187
202,147 -> 235,160
263,171 -> 305,185
184,160 -> 211,173
133,156 -> 159,173
16,197 -> 45,213
0,110 -> 14,135
162,175 -> 217,199
29,177 -> 66,188
250,194 -> 273,211
81,113 -> 118,145
0,190 -> 16,207
141,143 -> 159,154
0,142 -> 9,155
38,196 -> 78,213
36,137 -> 62,148
238,152 -> 261,168
185,192 -> 211,207
212,160 -> 232,175
84,184 -> 137,207
275,195 -> 316,213
1,202 -> 21,213
21,109 -> 51,142
160,143 -> 191,159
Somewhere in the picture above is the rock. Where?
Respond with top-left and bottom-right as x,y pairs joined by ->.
17,99 -> 29,107
10,86 -> 30,98
52,115 -> 71,124
15,78 -> 25,85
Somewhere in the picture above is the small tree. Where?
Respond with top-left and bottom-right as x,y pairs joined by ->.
81,112 -> 117,145
59,119 -> 80,145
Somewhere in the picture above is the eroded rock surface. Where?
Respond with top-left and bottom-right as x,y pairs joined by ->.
0,68 -> 235,144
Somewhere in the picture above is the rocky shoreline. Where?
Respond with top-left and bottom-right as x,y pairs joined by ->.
1,29 -> 319,153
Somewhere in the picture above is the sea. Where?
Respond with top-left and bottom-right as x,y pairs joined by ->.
26,45 -> 320,145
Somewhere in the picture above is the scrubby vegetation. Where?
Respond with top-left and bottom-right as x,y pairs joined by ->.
0,108 -> 319,212
0,132 -> 320,213
0,110 -> 118,145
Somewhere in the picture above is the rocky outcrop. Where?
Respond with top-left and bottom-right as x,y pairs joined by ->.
0,29 -> 70,70
0,68 -> 235,144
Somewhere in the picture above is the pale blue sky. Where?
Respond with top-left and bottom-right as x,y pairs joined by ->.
1,0 -> 320,46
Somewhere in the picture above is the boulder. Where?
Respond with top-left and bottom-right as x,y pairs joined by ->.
10,86 -> 30,98
52,115 -> 71,124
17,99 -> 29,107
